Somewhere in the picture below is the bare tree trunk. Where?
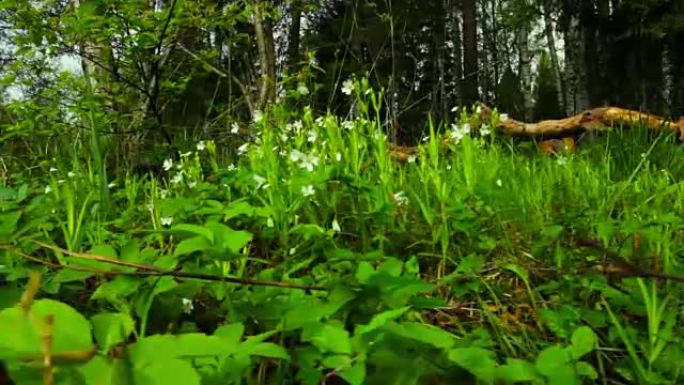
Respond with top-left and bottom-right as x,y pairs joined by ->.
542,0 -> 565,113
561,0 -> 589,115
517,25 -> 534,120
286,0 -> 302,72
450,4 -> 463,108
461,0 -> 479,105
253,0 -> 277,111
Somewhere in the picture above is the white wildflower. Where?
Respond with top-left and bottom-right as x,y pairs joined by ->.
180,151 -> 192,158
253,110 -> 263,123
227,163 -> 237,171
289,149 -> 304,163
392,191 -> 409,206
301,184 -> 315,197
297,84 -> 310,95
446,164 -> 452,170
237,142 -> 249,155
163,158 -> 173,171
335,152 -> 342,161
266,217 -> 274,228
160,217 -> 173,226
280,132 -> 289,142
557,157 -> 569,165
57,179 -> 65,184
496,179 -> 503,187
341,120 -> 354,131
289,247 -> 297,256
181,298 -> 194,314
196,141 -> 206,151
293,120 -> 303,132
44,185 -> 52,194
253,174 -> 267,189
171,173 -> 184,184
307,130 -> 317,143
499,113 -> 509,121
480,125 -> 492,136
331,218 -> 341,233
160,189 -> 168,198
49,167 -> 58,173
108,182 -> 117,189
67,171 -> 75,178
230,122 -> 240,134
188,181 -> 197,189
341,79 -> 354,95
407,155 -> 417,164
299,153 -> 320,172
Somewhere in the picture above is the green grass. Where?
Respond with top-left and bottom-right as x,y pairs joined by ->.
1,86 -> 684,385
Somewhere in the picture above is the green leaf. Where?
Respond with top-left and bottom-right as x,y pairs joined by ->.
0,299 -> 93,357
303,321 -> 352,354
223,200 -> 257,219
569,326 -> 597,359
354,306 -> 410,336
131,334 -> 228,363
207,222 -> 252,254
385,322 -> 455,349
134,358 -> 200,385
91,312 -> 135,351
213,323 -> 245,346
448,347 -> 497,384
575,361 -> 598,380
244,342 -> 291,360
535,345 -> 571,377
170,224 -> 214,243
497,358 -> 540,383
338,360 -> 366,385
174,236 -> 211,257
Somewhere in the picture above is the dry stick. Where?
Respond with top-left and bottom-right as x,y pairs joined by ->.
21,242 -> 327,291
575,238 -> 684,283
41,315 -> 54,385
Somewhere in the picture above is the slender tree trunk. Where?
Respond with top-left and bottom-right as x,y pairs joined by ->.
542,0 -> 565,113
286,1 -> 302,72
461,0 -> 479,105
253,0 -> 277,111
450,5 -> 463,108
561,0 -> 589,114
517,25 -> 533,120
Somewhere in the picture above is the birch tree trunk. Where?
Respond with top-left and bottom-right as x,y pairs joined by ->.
517,25 -> 534,120
542,0 -> 565,113
253,0 -> 277,111
461,0 -> 479,105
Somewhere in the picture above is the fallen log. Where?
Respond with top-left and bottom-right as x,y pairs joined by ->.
389,105 -> 684,162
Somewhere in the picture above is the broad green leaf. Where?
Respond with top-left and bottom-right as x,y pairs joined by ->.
134,358 -> 200,385
223,200 -> 256,219
385,322 -> 455,349
207,222 -> 252,254
338,360 -> 366,385
213,323 -> 245,346
354,306 -> 410,336
91,312 -> 135,351
575,361 -> 598,380
131,334 -> 227,363
303,322 -> 352,354
170,224 -> 214,243
496,358 -> 539,383
174,236 -> 211,257
91,276 -> 141,302
0,299 -> 93,356
448,347 -> 497,384
535,345 -> 571,377
569,326 -> 597,359
244,342 -> 290,360
90,244 -> 118,259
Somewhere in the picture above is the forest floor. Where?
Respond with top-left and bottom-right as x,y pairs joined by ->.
2,105 -> 684,385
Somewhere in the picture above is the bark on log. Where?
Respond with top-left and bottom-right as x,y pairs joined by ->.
389,105 -> 684,162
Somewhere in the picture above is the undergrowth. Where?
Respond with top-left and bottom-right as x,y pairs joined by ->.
1,80 -> 684,385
